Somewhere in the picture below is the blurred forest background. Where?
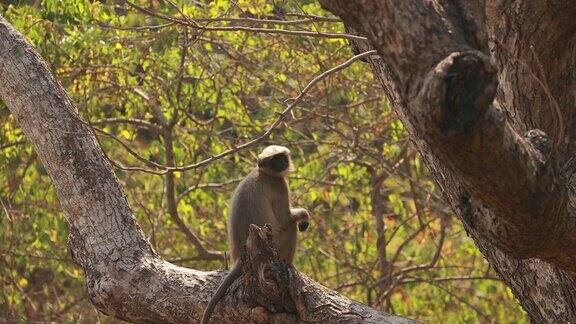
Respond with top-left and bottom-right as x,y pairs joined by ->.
0,0 -> 526,322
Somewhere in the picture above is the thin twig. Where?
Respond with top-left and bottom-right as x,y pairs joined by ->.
176,179 -> 242,204
0,140 -> 26,150
91,117 -> 161,132
164,50 -> 378,172
127,2 -> 366,41
85,50 -> 377,174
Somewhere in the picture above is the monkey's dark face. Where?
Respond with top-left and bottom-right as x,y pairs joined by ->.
268,153 -> 289,172
258,152 -> 292,176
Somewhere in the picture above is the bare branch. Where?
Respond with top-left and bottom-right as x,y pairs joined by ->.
162,126 -> 223,261
77,50 -> 378,175
91,117 -> 161,132
164,49 -> 377,173
176,179 -> 242,204
127,2 -> 366,42
0,140 -> 26,150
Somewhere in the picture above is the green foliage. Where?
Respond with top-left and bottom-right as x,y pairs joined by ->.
0,1 -> 525,322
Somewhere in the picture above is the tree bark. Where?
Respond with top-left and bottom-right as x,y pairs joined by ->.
320,0 -> 576,322
0,14 -> 414,323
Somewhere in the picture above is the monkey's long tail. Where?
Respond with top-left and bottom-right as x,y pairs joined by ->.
200,261 -> 242,324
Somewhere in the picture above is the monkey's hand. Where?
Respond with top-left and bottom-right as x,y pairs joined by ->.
291,208 -> 310,232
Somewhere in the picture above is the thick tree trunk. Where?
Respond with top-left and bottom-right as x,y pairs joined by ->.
0,14 -> 414,323
320,0 -> 576,322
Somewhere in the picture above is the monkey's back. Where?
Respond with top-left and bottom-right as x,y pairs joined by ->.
228,168 -> 296,263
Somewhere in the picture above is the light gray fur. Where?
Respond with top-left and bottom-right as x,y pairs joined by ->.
201,148 -> 309,324
229,167 -> 303,262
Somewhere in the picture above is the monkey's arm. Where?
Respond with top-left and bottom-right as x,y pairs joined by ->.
290,207 -> 309,221
290,207 -> 310,232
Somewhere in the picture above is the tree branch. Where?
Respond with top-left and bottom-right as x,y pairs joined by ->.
127,2 -> 366,41
162,126 -> 223,261
90,117 -> 161,132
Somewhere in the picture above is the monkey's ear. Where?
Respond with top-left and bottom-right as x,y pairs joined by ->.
257,157 -> 268,169
287,157 -> 295,172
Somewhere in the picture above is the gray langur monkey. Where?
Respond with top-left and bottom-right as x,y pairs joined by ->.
201,145 -> 310,324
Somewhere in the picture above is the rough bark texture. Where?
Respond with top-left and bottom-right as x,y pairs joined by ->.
0,14 -> 414,323
320,0 -> 576,322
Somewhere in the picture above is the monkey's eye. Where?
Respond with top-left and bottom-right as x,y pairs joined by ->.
269,154 -> 289,172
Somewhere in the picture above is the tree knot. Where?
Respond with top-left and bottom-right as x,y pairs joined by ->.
415,50 -> 497,137
524,129 -> 551,163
